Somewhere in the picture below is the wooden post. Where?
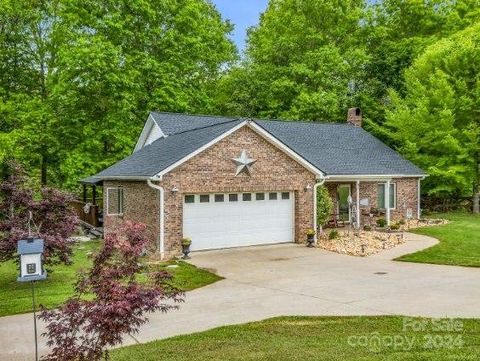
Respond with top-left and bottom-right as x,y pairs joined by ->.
82,184 -> 87,203
92,185 -> 97,206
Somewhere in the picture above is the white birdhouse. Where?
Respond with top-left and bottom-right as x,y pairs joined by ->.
17,238 -> 47,282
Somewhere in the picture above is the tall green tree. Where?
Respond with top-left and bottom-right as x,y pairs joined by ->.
385,23 -> 480,212
0,0 -> 236,190
360,0 -> 480,134
213,0 -> 367,121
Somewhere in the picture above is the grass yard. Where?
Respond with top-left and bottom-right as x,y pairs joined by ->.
111,316 -> 480,361
0,241 -> 221,317
396,212 -> 480,267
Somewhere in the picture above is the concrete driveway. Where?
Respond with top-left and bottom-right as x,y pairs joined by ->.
2,233 -> 480,360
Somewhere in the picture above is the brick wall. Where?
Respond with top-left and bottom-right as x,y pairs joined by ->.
103,181 -> 160,252
104,125 -> 317,257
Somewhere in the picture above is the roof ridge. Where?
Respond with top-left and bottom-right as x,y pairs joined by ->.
151,111 -> 239,120
163,118 -> 244,137
151,111 -> 353,127
254,118 -> 352,126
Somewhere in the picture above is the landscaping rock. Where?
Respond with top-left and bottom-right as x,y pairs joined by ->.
317,218 -> 447,256
69,236 -> 92,243
317,229 -> 405,256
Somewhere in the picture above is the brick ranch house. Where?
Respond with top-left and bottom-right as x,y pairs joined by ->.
82,109 -> 426,259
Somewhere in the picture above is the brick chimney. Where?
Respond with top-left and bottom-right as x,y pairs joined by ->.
347,107 -> 362,127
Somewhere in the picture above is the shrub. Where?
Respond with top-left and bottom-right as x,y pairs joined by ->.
398,219 -> 406,225
328,229 -> 339,240
182,238 -> 192,246
376,218 -> 387,228
317,186 -> 333,228
0,161 -> 78,266
40,222 -> 183,361
390,223 -> 400,231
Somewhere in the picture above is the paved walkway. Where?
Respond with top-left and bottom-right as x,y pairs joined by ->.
2,233 -> 479,360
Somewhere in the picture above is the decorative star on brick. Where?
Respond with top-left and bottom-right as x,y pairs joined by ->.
232,150 -> 257,176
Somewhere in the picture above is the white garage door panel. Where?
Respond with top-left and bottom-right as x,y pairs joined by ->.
183,192 -> 294,251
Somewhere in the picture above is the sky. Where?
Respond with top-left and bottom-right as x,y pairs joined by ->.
211,0 -> 269,53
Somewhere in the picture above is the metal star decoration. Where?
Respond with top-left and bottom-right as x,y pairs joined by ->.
232,150 -> 257,176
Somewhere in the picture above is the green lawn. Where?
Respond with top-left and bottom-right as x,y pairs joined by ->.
0,241 -> 221,317
396,212 -> 480,267
111,316 -> 480,361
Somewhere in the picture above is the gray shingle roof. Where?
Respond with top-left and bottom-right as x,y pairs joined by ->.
95,119 -> 243,178
150,112 -> 237,136
255,120 -> 425,176
91,112 -> 425,180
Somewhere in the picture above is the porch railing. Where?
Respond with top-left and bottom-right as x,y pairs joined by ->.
70,200 -> 101,228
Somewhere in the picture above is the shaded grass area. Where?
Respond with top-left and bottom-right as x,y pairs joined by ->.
396,212 -> 480,267
112,316 -> 480,361
0,241 -> 221,317
0,241 -> 99,317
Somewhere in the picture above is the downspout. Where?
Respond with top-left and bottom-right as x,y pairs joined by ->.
313,174 -> 327,245
147,178 -> 165,260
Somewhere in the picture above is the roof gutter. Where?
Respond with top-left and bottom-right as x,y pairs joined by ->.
325,174 -> 427,181
96,175 -> 152,181
147,177 -> 165,260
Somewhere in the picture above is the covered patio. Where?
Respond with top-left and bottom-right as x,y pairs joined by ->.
71,176 -> 104,228
323,176 -> 422,229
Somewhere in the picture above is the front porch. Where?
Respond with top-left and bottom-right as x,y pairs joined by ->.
323,176 -> 421,229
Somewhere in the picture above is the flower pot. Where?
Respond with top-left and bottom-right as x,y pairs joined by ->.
306,235 -> 315,248
182,244 -> 191,259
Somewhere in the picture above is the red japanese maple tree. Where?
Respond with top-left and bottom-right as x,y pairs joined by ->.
39,222 -> 184,361
0,161 -> 78,265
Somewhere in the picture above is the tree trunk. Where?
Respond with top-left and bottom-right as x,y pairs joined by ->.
474,159 -> 480,214
474,192 -> 479,214
41,154 -> 47,186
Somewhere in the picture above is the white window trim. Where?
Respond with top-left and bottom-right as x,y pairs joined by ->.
106,187 -> 124,216
378,182 -> 396,210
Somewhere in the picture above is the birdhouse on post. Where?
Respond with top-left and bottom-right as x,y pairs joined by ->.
17,237 -> 47,282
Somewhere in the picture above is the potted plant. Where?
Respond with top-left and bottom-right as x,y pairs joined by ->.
181,238 -> 192,259
306,229 -> 315,248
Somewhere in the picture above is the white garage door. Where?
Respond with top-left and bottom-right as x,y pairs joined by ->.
183,191 -> 294,251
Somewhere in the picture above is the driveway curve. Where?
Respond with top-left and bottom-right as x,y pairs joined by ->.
1,232 -> 479,360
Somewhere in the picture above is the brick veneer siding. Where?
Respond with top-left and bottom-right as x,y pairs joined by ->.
324,178 -> 420,226
104,125 -> 317,258
103,181 -> 160,251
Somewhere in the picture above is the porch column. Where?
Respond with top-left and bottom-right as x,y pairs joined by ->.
92,185 -> 97,205
385,180 -> 391,226
356,180 -> 360,229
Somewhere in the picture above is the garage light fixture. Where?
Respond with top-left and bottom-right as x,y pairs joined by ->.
171,186 -> 179,193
